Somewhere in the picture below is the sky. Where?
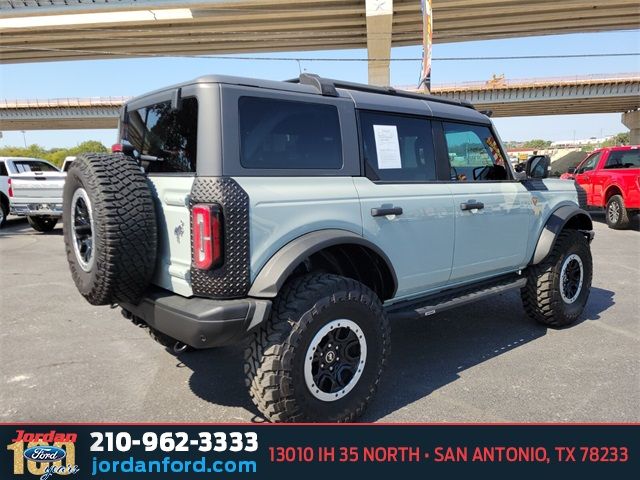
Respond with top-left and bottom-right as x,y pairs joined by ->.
0,29 -> 639,148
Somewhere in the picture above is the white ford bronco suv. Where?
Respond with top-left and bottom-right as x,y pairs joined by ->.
63,74 -> 594,422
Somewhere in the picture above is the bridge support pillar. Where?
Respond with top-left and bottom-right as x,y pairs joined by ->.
366,0 -> 393,86
622,110 -> 640,145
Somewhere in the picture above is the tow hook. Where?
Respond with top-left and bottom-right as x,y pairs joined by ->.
173,342 -> 189,354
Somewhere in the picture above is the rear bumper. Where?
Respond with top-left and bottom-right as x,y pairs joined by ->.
10,202 -> 63,217
120,287 -> 271,348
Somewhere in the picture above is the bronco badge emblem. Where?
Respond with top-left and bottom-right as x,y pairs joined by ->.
174,220 -> 185,243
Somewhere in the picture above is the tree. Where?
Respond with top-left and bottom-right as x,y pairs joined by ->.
615,132 -> 630,145
522,139 -> 552,150
0,140 -> 108,167
600,132 -> 630,147
68,140 -> 108,154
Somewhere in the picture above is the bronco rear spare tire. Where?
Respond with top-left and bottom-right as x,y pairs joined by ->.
63,153 -> 157,306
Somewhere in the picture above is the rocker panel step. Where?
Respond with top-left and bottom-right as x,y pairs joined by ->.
386,274 -> 527,320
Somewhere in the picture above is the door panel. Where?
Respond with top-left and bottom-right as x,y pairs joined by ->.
573,152 -> 601,202
448,182 -> 532,280
356,111 -> 455,300
439,121 -> 531,281
354,178 -> 455,299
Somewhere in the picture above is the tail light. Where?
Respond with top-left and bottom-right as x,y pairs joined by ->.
112,142 -> 135,155
7,178 -> 12,198
192,204 -> 223,270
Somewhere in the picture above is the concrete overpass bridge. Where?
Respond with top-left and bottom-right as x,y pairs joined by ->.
1,0 -> 639,86
1,74 -> 638,131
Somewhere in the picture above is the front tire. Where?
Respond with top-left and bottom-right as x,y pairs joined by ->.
605,195 -> 631,229
244,273 -> 389,422
521,230 -> 592,327
27,216 -> 58,232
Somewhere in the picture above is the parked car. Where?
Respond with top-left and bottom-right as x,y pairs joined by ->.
0,157 -> 65,231
565,146 -> 640,229
63,74 -> 594,422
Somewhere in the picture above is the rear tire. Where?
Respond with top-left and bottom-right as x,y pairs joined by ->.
605,195 -> 631,229
244,273 -> 389,422
63,153 -> 157,306
0,200 -> 7,228
521,230 -> 592,327
27,216 -> 58,232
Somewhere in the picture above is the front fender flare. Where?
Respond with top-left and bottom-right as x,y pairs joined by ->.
248,229 -> 398,298
531,205 -> 593,265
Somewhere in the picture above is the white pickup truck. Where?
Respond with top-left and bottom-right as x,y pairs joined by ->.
0,157 -> 65,231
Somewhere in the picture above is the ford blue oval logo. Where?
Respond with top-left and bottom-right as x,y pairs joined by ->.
23,446 -> 66,463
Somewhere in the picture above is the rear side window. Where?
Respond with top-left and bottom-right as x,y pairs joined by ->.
359,111 -> 436,182
443,122 -> 508,181
605,149 -> 640,168
239,96 -> 342,170
125,97 -> 198,173
10,160 -> 58,173
0,162 -> 7,176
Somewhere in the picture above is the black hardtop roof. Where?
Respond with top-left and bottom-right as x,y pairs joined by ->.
127,73 -> 483,120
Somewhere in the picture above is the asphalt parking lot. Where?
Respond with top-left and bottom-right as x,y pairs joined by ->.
1,214 -> 638,423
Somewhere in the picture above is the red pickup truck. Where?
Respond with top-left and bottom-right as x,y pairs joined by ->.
563,146 -> 640,229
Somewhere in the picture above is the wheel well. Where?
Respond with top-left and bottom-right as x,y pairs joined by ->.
564,212 -> 593,231
289,244 -> 396,300
604,186 -> 622,204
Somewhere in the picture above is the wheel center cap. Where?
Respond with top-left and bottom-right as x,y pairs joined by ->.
324,350 -> 336,364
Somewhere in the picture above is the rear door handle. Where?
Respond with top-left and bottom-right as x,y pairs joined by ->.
371,206 -> 403,217
460,201 -> 484,211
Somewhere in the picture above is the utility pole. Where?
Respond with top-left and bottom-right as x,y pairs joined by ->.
418,0 -> 433,93
21,130 -> 27,147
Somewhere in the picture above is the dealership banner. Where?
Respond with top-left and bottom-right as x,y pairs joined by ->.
2,424 -> 636,479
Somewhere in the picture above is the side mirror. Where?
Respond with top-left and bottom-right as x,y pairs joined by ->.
567,167 -> 576,174
526,155 -> 550,179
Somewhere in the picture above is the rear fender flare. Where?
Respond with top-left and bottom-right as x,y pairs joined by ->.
248,229 -> 398,298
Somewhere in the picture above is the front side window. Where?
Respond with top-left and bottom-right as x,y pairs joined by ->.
10,160 -> 58,173
125,97 -> 198,173
443,122 -> 508,181
239,96 -> 342,170
604,149 -> 640,169
359,111 -> 436,182
577,152 -> 601,173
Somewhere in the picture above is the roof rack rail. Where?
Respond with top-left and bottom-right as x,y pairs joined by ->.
287,73 -> 475,110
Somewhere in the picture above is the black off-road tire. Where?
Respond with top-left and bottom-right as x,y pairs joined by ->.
521,229 -> 592,327
0,199 -> 7,228
605,195 -> 631,230
63,153 -> 157,306
244,273 -> 390,422
27,216 -> 58,232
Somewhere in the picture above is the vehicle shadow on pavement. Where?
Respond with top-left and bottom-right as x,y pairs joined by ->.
176,343 -> 267,422
0,217 -> 63,236
361,287 -> 615,422
172,287 -> 614,423
0,216 -> 28,233
590,211 -> 640,231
